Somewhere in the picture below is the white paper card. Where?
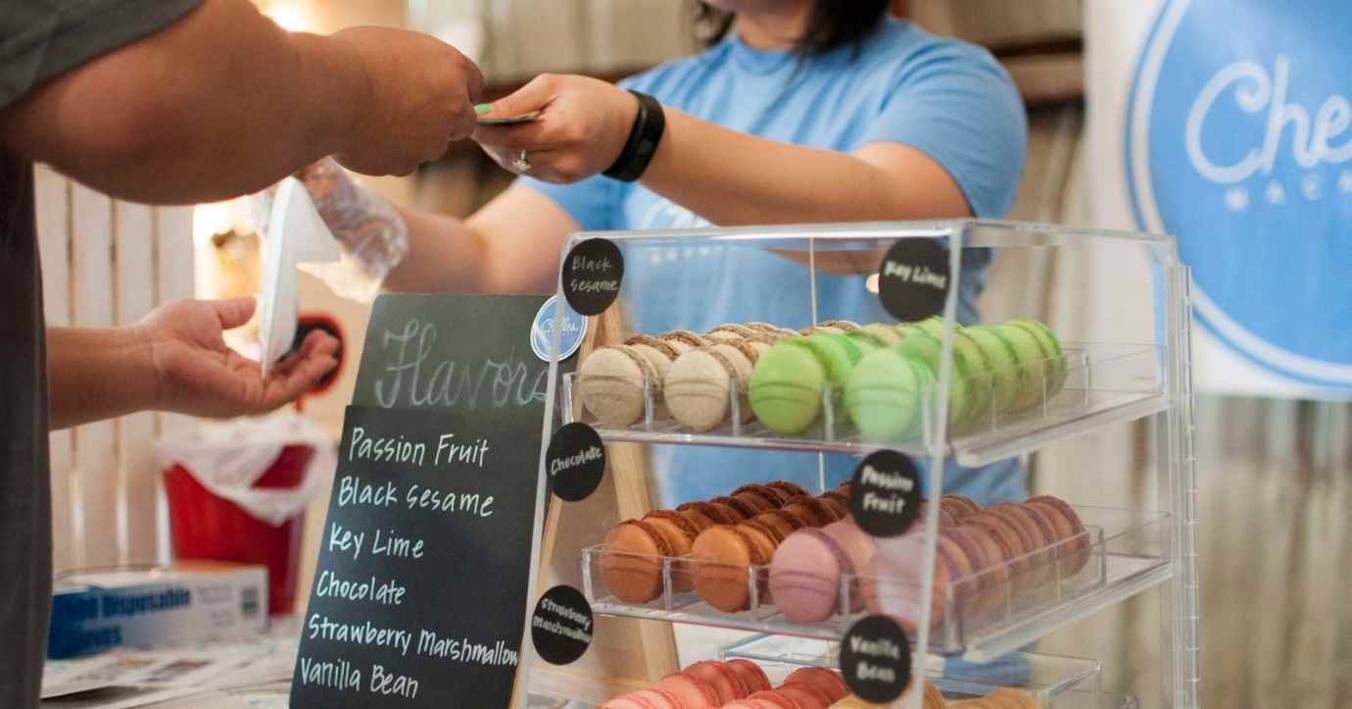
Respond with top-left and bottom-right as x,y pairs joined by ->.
258,177 -> 339,376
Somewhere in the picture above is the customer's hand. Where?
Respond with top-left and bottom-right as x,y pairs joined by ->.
135,298 -> 339,418
332,27 -> 484,176
473,74 -> 639,183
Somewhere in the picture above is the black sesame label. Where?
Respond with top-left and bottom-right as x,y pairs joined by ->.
530,585 -> 593,665
561,238 -> 624,315
840,615 -> 912,704
849,450 -> 922,538
877,239 -> 950,322
546,422 -> 605,502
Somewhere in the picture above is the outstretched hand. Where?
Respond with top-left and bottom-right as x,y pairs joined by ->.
135,298 -> 339,418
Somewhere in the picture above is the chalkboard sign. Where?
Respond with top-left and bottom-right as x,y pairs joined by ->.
292,294 -> 560,708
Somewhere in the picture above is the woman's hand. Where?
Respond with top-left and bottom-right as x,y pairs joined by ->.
473,74 -> 638,184
136,298 -> 339,418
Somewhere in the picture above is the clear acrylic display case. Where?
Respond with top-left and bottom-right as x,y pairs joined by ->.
526,220 -> 1200,709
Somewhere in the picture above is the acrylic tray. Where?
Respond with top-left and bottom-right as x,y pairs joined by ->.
719,634 -> 1102,706
580,506 -> 1171,661
563,342 -> 1165,467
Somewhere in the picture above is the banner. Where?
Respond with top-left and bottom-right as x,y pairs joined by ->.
1087,0 -> 1352,399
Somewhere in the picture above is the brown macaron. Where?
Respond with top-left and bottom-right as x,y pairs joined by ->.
732,485 -> 781,512
815,494 -> 850,521
643,510 -> 702,592
752,510 -> 804,541
692,525 -> 772,612
678,500 -> 741,526
712,495 -> 762,520
1025,495 -> 1089,575
768,480 -> 811,498
782,496 -> 836,527
600,519 -> 675,604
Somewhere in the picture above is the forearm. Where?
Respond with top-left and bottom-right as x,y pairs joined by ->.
47,327 -> 161,429
382,208 -> 492,293
1,0 -> 365,204
640,109 -> 970,225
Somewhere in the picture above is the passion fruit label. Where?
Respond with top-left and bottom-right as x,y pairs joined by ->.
840,614 -> 912,703
849,450 -> 922,538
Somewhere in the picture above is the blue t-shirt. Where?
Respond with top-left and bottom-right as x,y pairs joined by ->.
525,20 -> 1029,505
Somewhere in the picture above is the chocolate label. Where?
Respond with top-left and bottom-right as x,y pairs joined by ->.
530,585 -> 593,665
546,422 -> 606,502
840,614 -> 912,704
561,238 -> 624,315
877,239 -> 950,321
849,450 -> 922,538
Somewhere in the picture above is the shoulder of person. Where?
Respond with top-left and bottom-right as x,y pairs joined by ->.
617,39 -> 736,94
857,20 -> 1012,89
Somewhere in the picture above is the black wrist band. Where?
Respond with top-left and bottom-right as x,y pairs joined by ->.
604,91 -> 665,183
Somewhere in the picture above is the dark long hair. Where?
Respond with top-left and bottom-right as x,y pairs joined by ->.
695,1 -> 891,56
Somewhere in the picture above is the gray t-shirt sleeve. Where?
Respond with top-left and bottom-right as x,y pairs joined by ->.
0,0 -> 204,109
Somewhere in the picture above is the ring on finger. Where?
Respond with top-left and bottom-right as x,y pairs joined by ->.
512,150 -> 531,173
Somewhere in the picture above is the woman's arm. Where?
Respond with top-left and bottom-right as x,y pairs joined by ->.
473,74 -> 972,227
383,184 -> 582,293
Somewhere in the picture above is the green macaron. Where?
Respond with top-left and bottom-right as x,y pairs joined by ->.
845,349 -> 932,441
963,324 -> 1024,414
1007,319 -> 1067,394
998,322 -> 1052,410
748,339 -> 827,435
893,330 -> 976,427
803,332 -> 864,394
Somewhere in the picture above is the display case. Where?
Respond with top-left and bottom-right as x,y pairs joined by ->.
524,220 -> 1199,709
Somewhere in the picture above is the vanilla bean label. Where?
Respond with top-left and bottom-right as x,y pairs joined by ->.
840,614 -> 912,704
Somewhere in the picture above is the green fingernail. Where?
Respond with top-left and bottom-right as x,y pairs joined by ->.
474,103 -> 492,114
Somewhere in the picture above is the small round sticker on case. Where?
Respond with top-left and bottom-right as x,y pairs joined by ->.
530,295 -> 589,363
877,239 -> 950,322
840,614 -> 912,704
546,422 -> 606,502
531,585 -> 594,665
849,450 -> 922,538
561,238 -> 624,316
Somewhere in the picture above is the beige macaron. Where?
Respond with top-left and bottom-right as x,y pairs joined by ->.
576,345 -> 657,427
664,342 -> 756,431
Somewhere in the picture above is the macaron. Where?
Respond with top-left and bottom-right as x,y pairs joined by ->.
752,509 -> 805,541
965,511 -> 1032,581
768,480 -> 810,498
864,526 -> 952,631
769,528 -> 853,623
997,322 -> 1053,410
1006,319 -> 1067,393
1026,495 -> 1088,574
661,329 -> 711,353
748,338 -> 828,435
775,683 -> 835,709
679,500 -> 742,527
642,510 -> 701,592
859,323 -> 903,347
713,495 -> 762,520
940,494 -> 982,521
727,659 -> 772,694
963,325 -> 1024,415
783,667 -> 849,703
804,332 -> 864,395
666,344 -> 755,431
692,525 -> 771,612
822,520 -> 876,612
782,496 -> 837,526
683,661 -> 746,704
952,327 -> 995,423
844,348 -> 931,441
816,494 -> 850,521
653,672 -> 721,708
600,519 -> 674,603
733,485 -> 782,512
578,345 -> 658,427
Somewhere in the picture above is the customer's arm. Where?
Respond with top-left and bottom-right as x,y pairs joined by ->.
47,298 -> 338,429
0,0 -> 482,204
473,75 -> 982,226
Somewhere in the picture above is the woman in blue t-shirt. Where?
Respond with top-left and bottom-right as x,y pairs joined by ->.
317,1 -> 1028,504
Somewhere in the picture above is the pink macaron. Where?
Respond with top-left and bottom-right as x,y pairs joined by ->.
769,528 -> 854,623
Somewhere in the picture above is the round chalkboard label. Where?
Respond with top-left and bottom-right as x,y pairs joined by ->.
877,239 -> 950,322
546,422 -> 605,502
531,585 -> 594,665
840,614 -> 912,704
561,238 -> 624,316
849,450 -> 922,538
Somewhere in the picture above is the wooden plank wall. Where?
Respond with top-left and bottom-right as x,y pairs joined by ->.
35,165 -> 194,573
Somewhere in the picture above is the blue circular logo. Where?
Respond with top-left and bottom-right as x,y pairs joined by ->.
531,295 -> 588,362
1128,0 -> 1352,391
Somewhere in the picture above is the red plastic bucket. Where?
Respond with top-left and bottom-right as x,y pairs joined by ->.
163,445 -> 312,615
